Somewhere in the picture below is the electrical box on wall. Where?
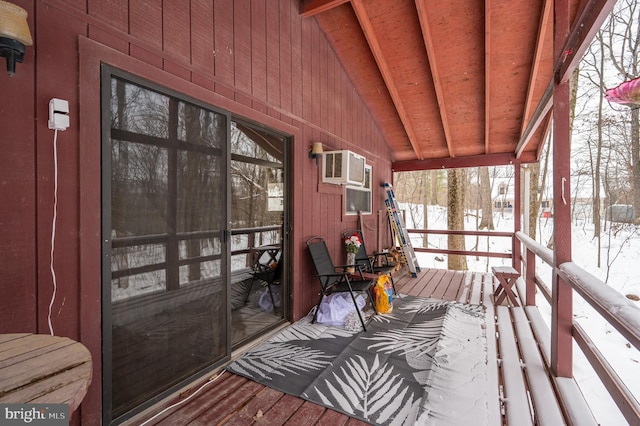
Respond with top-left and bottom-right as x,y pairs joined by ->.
48,98 -> 70,131
322,150 -> 366,186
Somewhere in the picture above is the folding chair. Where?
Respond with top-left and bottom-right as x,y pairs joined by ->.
343,229 -> 398,295
306,236 -> 376,331
247,259 -> 282,312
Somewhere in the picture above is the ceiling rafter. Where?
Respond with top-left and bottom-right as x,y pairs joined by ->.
303,0 -> 577,167
300,0 -> 350,18
516,80 -> 553,158
517,0 -> 553,157
484,0 -> 492,155
415,0 -> 455,158
521,0 -> 552,135
351,0 -> 424,159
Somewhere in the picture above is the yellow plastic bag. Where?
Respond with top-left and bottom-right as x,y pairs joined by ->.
374,274 -> 393,314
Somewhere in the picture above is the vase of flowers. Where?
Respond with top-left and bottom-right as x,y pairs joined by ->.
344,234 -> 362,273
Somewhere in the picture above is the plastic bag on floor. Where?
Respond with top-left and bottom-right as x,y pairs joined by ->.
258,287 -> 281,313
316,292 -> 365,326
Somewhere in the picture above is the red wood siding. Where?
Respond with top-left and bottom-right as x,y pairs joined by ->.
0,0 -> 36,334
0,1 -> 394,423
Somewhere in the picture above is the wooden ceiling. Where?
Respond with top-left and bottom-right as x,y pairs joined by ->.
301,0 -> 613,170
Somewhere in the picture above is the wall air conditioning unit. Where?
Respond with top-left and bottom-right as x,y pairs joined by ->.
322,150 -> 366,186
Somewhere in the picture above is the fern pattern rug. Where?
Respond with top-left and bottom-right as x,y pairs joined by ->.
226,295 -> 489,425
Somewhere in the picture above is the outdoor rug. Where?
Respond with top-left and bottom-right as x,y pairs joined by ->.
226,295 -> 489,425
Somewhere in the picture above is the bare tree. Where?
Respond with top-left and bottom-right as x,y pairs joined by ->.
601,0 -> 640,223
581,32 -> 607,267
447,168 -> 468,270
478,166 -> 494,230
430,170 -> 440,205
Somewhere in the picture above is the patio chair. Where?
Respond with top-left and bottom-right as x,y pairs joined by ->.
306,236 -> 376,331
343,229 -> 398,295
246,255 -> 282,312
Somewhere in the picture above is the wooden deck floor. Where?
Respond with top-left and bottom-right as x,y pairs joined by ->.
127,268 -> 511,426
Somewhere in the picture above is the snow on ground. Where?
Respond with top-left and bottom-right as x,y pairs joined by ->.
402,204 -> 639,425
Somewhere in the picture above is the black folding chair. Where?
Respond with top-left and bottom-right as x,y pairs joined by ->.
306,236 -> 376,331
247,259 -> 282,312
343,229 -> 398,295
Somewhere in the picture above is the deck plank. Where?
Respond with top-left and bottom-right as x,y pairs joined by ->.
147,373 -> 249,425
442,269 -> 466,300
217,386 -> 285,425
316,408 -> 350,425
398,267 -> 429,295
455,270 -> 474,303
284,400 -> 327,424
252,392 -> 305,425
178,378 -> 265,425
420,268 -> 447,297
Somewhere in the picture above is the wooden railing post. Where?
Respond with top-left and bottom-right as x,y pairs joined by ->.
513,162 -> 522,274
525,247 -> 535,306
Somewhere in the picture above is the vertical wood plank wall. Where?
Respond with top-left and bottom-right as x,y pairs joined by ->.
0,1 -> 394,422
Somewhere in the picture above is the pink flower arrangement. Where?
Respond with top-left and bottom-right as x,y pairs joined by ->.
344,234 -> 362,254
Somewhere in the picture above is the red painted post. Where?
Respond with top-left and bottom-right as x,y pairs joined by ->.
513,162 -> 522,274
552,0 -> 573,378
526,248 -> 536,306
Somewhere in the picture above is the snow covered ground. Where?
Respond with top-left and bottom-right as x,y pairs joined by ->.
403,204 -> 639,425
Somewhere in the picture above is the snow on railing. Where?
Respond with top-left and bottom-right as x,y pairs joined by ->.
559,262 -> 640,351
516,231 -> 640,424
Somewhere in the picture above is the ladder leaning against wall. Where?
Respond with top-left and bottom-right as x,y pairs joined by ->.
383,182 -> 420,277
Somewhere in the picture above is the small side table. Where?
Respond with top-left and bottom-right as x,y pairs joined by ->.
0,333 -> 92,412
492,266 -> 521,306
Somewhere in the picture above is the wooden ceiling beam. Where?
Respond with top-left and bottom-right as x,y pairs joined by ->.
300,0 -> 350,18
392,152 -> 538,172
555,0 -> 617,82
516,80 -> 553,159
521,0 -> 552,138
351,0 -> 424,159
536,114 -> 552,160
415,0 -> 455,158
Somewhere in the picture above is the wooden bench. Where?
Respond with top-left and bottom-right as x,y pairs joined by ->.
489,276 -> 598,425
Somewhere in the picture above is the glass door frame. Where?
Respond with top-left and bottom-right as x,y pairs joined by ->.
100,65 -> 291,424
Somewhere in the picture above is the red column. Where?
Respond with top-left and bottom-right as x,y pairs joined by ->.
552,0 -> 573,378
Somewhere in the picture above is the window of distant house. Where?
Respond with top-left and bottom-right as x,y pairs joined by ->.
498,183 -> 508,195
345,165 -> 372,215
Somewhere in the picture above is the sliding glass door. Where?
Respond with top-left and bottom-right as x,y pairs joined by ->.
101,68 -> 290,424
102,71 -> 229,422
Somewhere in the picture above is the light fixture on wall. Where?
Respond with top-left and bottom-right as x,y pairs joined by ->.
309,142 -> 323,164
0,0 -> 33,77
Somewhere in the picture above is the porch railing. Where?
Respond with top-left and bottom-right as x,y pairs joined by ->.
111,225 -> 281,287
405,228 -> 513,260
516,231 -> 640,423
405,227 -> 640,423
